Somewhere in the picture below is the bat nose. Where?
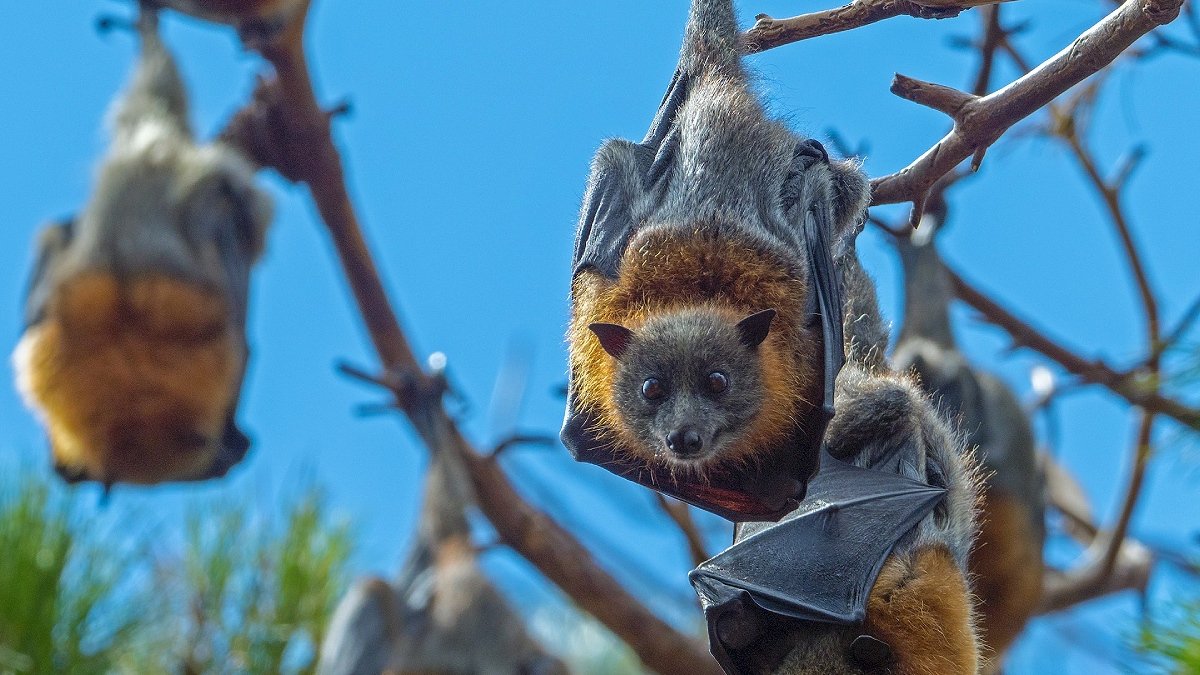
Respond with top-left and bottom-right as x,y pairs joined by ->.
667,428 -> 704,456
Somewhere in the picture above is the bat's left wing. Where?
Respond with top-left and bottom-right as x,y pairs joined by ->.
689,453 -> 946,671
21,219 -> 75,331
570,70 -> 689,280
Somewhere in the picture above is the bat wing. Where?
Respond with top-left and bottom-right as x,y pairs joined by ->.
22,219 -> 75,330
690,453 -> 945,669
571,70 -> 689,280
177,187 -> 263,482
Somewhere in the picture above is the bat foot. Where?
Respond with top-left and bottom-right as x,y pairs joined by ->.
95,14 -> 136,35
53,461 -> 90,485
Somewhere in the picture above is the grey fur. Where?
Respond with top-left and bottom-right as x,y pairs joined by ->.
891,226 -> 1043,515
611,308 -> 768,465
317,451 -> 567,675
24,11 -> 271,329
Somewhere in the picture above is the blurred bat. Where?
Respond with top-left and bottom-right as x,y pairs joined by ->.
13,6 -> 272,487
318,449 -> 567,675
892,214 -> 1044,672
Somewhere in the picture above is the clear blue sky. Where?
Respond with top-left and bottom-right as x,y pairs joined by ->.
1,1 -> 1198,672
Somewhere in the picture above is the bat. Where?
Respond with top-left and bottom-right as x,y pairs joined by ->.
561,0 -> 869,521
317,450 -> 567,675
13,7 -> 272,487
892,216 -> 1044,670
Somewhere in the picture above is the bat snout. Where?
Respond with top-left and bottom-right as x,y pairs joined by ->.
666,427 -> 704,457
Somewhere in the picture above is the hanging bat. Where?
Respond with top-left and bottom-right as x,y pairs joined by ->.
317,450 -> 567,675
12,7 -> 272,487
892,219 -> 1044,671
561,0 -> 870,521
692,364 -> 983,674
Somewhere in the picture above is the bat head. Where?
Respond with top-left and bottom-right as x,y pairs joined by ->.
590,308 -> 776,469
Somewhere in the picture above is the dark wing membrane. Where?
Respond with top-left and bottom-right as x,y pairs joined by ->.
571,71 -> 690,279
22,219 -> 75,330
690,454 -> 945,669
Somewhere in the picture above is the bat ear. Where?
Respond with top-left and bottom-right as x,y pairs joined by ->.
736,309 -> 776,348
589,323 -> 635,359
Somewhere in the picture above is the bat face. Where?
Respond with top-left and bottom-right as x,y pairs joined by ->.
595,307 -> 775,470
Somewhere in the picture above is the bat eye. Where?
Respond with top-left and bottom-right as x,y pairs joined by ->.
642,378 -> 666,401
707,371 -> 729,394
848,635 -> 893,669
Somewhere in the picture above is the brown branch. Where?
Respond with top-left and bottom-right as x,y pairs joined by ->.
891,74 -> 979,117
1037,536 -> 1153,614
871,0 -> 1186,207
1100,413 -> 1157,576
1060,110 -> 1162,364
655,494 -> 713,568
219,6 -> 720,674
946,267 -> 1200,430
970,6 -> 1005,96
743,0 -> 1006,52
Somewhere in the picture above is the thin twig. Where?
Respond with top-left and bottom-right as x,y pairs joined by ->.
870,0 -> 1186,208
743,0 -> 1006,52
654,494 -> 712,568
1100,413 -> 1157,576
947,268 -> 1200,430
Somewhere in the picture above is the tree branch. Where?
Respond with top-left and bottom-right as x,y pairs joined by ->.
219,7 -> 721,674
871,0 -> 1186,207
655,494 -> 712,569
946,267 -> 1200,430
1037,536 -> 1153,614
743,0 -> 1005,52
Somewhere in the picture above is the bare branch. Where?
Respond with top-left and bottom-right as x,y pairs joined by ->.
219,8 -> 722,673
891,74 -> 978,118
946,266 -> 1200,430
871,0 -> 1186,207
655,494 -> 713,568
743,0 -> 1006,52
1099,413 -> 1157,577
1054,129 -> 1161,356
970,6 -> 1006,96
1038,536 -> 1153,614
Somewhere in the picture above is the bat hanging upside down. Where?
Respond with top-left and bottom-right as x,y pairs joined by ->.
561,0 -> 870,521
13,6 -> 272,487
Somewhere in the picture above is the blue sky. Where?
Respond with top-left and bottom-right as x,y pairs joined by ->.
1,1 -> 1198,672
